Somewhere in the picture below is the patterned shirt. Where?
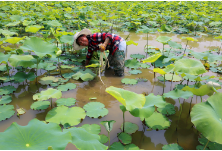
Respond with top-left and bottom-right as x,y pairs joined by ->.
86,33 -> 124,61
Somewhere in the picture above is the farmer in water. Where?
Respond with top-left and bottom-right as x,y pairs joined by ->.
73,28 -> 126,77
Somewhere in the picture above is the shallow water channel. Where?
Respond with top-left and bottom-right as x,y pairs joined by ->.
0,31 -> 222,150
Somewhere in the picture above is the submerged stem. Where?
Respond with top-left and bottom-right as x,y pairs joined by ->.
123,112 -> 125,132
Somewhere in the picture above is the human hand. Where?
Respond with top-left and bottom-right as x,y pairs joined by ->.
99,44 -> 106,52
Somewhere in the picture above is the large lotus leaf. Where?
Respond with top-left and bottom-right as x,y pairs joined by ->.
0,118 -> 71,149
191,92 -> 222,144
57,83 -> 76,91
0,29 -> 18,37
163,89 -> 193,99
105,86 -> 145,111
167,41 -> 182,49
129,70 -> 142,75
181,73 -> 198,82
145,112 -> 171,130
162,55 -> 183,64
0,85 -> 16,95
165,73 -> 182,81
46,106 -> 86,126
0,52 -> 11,64
156,36 -> 172,44
33,88 -> 62,101
207,54 -> 222,62
118,132 -> 132,145
8,54 -> 35,68
153,68 -> 166,75
25,25 -> 44,33
130,54 -> 145,59
30,101 -> 50,110
109,142 -> 140,150
83,102 -> 108,118
189,50 -> 210,60
121,78 -> 138,85
121,122 -> 139,134
81,124 -> 101,135
46,20 -> 62,27
182,84 -> 221,96
100,120 -> 116,132
56,98 -> 76,107
125,59 -> 141,69
153,55 -> 172,68
0,95 -> 12,105
174,58 -> 207,75
64,127 -> 108,150
140,63 -> 151,68
39,76 -> 58,85
162,143 -> 184,150
0,105 -> 15,121
20,37 -> 58,58
72,69 -> 96,81
157,103 -> 176,115
5,21 -> 20,27
130,93 -> 167,120
60,35 -> 74,45
142,53 -> 162,63
5,37 -> 25,44
14,72 -> 36,82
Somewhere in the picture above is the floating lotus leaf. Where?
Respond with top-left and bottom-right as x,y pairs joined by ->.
99,134 -> 108,144
162,143 -> 184,150
174,58 -> 207,75
145,112 -> 171,130
30,101 -> 50,110
62,73 -> 75,79
0,118 -> 71,149
57,83 -> 76,91
163,89 -> 193,99
140,63 -> 150,68
117,132 -> 132,145
14,72 -> 36,82
5,37 -> 25,44
109,142 -> 140,150
25,25 -> 44,33
82,124 -> 101,135
100,120 -> 116,132
39,76 -> 58,85
56,98 -> 76,107
168,41 -> 182,49
126,40 -> 138,46
191,92 -> 222,144
125,59 -> 141,69
0,85 -> 16,95
130,54 -> 145,59
83,102 -> 108,118
105,86 -> 145,111
46,106 -> 86,126
72,69 -> 96,81
63,127 -> 108,150
156,36 -> 172,44
121,78 -> 138,85
129,70 -> 142,75
8,54 -> 35,68
0,95 -> 12,105
20,37 -> 58,58
0,105 -> 15,121
121,122 -> 139,134
165,73 -> 182,81
33,88 -> 62,101
46,20 -> 62,27
45,65 -> 57,71
16,108 -> 26,115
142,53 -> 162,63
60,35 -> 74,45
60,65 -> 74,69
157,104 -> 175,115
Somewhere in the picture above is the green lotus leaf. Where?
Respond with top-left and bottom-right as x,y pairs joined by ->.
64,127 -> 108,150
165,73 -> 182,81
23,20 -> 35,26
25,25 -> 44,33
105,86 -> 145,111
14,72 -> 36,82
191,92 -> 222,144
121,78 -> 138,85
0,65 -> 11,71
0,95 -> 12,105
142,53 -> 162,63
120,105 -> 127,113
125,59 -> 141,69
30,101 -> 50,110
16,108 -> 26,115
60,65 -> 74,69
62,73 -> 75,79
198,134 -> 222,150
162,143 -> 184,150
126,40 -> 138,46
46,20 -> 62,27
100,120 -> 116,132
181,73 -> 198,82
82,124 -> 101,135
121,122 -> 139,134
20,37 -> 58,58
154,64 -> 174,75
5,37 -> 25,44
8,54 -> 35,68
99,134 -> 109,144
85,63 -> 100,68
83,102 -> 108,118
129,70 -> 142,75
215,36 -> 222,40
0,105 -> 15,121
140,63 -> 151,68
209,22 -> 221,27
157,103 -> 175,115
0,118 -> 71,149
0,52 -> 11,64
0,29 -> 18,37
117,132 -> 132,145
168,41 -> 182,49
60,35 -> 74,45
5,21 -> 20,27
153,55 -> 172,68
39,76 -> 58,85
181,37 -> 198,41
162,55 -> 183,64
145,112 -> 171,130
0,76 -> 13,83
0,85 -> 16,95
130,54 -> 145,59
161,24 -> 173,32
33,88 -> 62,101
156,36 -> 172,44
182,84 -> 220,96
46,106 -> 86,126
189,50 -> 210,60
163,89 -> 193,99
153,68 -> 166,75
72,69 -> 96,81
174,58 -> 207,75
57,83 -> 76,91
56,98 -> 76,107
109,142 -> 140,150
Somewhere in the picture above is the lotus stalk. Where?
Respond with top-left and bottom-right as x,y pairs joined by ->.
203,140 -> 209,150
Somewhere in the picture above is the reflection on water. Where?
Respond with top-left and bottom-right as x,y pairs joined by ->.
0,31 -> 222,150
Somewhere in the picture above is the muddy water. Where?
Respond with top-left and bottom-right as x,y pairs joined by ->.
0,32 -> 222,150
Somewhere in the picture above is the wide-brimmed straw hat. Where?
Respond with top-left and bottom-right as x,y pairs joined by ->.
73,28 -> 92,50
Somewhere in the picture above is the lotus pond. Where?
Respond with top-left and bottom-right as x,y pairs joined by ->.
0,1 -> 222,150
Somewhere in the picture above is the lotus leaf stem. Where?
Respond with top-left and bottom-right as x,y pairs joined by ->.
203,140 -> 209,150
183,41 -> 188,56
122,112 -> 125,132
108,132 -> 110,149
